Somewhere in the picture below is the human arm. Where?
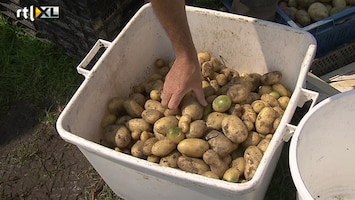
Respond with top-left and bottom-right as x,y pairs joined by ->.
150,0 -> 207,110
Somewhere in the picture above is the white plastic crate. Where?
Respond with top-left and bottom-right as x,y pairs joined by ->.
56,3 -> 317,200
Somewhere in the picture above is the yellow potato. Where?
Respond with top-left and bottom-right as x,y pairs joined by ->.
203,149 -> 229,179
177,138 -> 209,158
153,116 -> 179,135
151,138 -> 177,157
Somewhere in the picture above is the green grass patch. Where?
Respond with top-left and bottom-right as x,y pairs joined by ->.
0,15 -> 83,114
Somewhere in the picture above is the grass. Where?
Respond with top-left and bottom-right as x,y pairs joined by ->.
0,15 -> 83,115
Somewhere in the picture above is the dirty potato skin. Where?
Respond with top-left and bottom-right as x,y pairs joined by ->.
177,156 -> 210,175
221,115 -> 249,144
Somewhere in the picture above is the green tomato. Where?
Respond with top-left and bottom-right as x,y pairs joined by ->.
212,95 -> 232,113
166,127 -> 185,144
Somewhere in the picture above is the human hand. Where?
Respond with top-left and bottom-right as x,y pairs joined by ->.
161,55 -> 208,110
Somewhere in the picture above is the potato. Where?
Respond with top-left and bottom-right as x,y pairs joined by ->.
251,100 -> 269,113
131,140 -> 145,159
333,0 -> 347,7
231,157 -> 245,174
260,71 -> 282,85
144,99 -> 165,113
297,0 -> 316,8
272,83 -> 291,97
202,81 -> 215,97
198,51 -> 211,64
241,131 -> 261,147
177,156 -> 210,175
163,108 -> 180,117
205,112 -> 225,131
159,150 -> 181,168
153,116 -> 178,135
330,6 -> 346,15
101,114 -> 117,128
278,96 -> 290,110
142,137 -> 159,156
295,9 -> 311,27
257,138 -> 271,152
221,115 -> 249,144
186,120 -> 207,138
255,107 -> 278,135
241,104 -> 257,123
227,84 -> 249,103
205,130 -> 238,157
126,118 -> 152,133
147,155 -> 160,163
244,146 -> 263,180
178,114 -> 192,133
154,58 -> 166,68
203,150 -> 229,178
201,61 -> 217,80
151,138 -> 177,157
210,57 -> 225,72
215,73 -> 228,86
261,93 -> 280,107
124,99 -> 144,118
103,125 -> 119,147
130,93 -> 146,107
308,2 -> 329,22
223,168 -> 241,183
258,85 -> 273,96
202,171 -> 220,179
177,138 -> 209,158
150,90 -> 161,101
181,93 -> 204,120
273,117 -> 282,132
158,66 -> 170,77
140,131 -> 153,142
107,97 -> 125,115
229,104 -> 242,117
283,6 -> 298,19
243,120 -> 254,131
115,115 -> 132,126
141,109 -> 163,124
243,92 -> 260,104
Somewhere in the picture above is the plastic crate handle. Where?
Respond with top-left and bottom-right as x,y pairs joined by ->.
77,39 -> 111,78
282,88 -> 319,142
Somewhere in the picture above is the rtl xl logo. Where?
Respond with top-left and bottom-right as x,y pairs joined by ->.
16,6 -> 59,21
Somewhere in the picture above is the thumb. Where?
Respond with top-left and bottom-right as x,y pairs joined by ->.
193,87 -> 208,107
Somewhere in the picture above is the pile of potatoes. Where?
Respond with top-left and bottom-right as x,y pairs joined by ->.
100,52 -> 291,183
279,0 -> 354,27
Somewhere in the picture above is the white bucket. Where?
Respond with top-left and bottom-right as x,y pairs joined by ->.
56,3 -> 317,200
290,89 -> 355,200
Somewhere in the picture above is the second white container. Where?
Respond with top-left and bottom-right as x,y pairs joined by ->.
290,89 -> 355,200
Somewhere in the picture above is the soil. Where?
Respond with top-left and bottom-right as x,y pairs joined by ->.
0,101 -> 118,200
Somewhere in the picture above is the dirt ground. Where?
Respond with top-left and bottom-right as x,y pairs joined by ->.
0,101 -> 118,200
